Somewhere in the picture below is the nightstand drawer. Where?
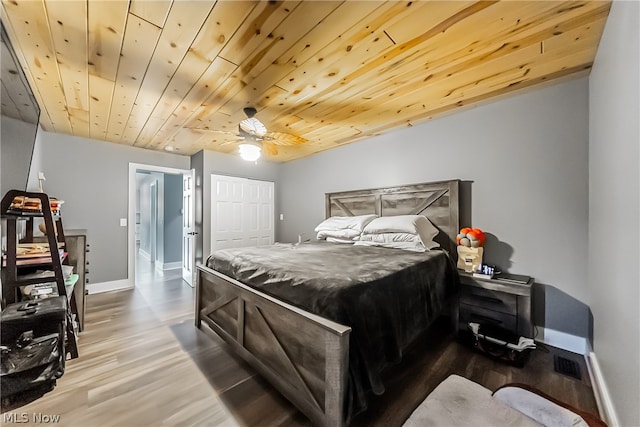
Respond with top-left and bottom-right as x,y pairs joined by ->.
459,304 -> 517,332
460,285 -> 518,316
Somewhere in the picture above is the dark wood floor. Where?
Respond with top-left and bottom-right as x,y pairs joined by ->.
181,315 -> 600,427
2,255 -> 600,426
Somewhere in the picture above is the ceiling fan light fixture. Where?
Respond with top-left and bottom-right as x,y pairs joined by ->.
239,142 -> 261,161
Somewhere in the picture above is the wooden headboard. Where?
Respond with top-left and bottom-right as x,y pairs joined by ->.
325,180 -> 460,256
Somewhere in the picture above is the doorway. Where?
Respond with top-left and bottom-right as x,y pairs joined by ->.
128,164 -> 195,289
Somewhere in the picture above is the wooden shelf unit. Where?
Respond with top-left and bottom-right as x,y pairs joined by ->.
1,190 -> 79,359
28,230 -> 89,331
61,231 -> 89,331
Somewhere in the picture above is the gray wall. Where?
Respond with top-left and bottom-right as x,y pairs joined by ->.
26,130 -> 190,284
163,173 -> 183,264
1,116 -> 38,195
278,78 -> 590,340
588,1 -> 639,425
1,24 -> 40,197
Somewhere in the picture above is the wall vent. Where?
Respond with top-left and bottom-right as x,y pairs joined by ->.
554,355 -> 582,380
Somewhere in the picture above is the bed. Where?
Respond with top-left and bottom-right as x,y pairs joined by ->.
195,180 -> 461,426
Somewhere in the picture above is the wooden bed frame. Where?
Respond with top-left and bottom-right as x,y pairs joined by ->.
195,179 -> 460,426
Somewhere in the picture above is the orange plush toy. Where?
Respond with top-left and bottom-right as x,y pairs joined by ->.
456,227 -> 486,248
456,227 -> 486,271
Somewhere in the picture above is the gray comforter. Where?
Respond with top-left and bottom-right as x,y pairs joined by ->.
206,242 -> 458,421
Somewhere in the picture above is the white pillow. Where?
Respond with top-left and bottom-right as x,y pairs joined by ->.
359,232 -> 421,243
355,233 -> 428,252
362,215 -> 439,249
316,229 -> 361,240
326,236 -> 357,244
314,214 -> 377,233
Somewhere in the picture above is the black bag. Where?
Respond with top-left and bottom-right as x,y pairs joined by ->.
0,296 -> 67,399
473,336 -> 530,367
1,296 -> 68,342
469,323 -> 533,368
1,333 -> 65,397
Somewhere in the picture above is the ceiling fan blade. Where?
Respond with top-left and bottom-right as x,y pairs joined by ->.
236,107 -> 305,153
264,131 -> 308,146
261,140 -> 278,156
239,117 -> 267,137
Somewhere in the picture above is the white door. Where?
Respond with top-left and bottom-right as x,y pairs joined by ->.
211,174 -> 274,251
182,172 -> 196,286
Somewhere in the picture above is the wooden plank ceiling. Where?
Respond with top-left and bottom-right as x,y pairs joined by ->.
1,0 -> 610,162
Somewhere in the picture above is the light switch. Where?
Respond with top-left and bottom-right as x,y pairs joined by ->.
279,214 -> 284,221
120,218 -> 127,227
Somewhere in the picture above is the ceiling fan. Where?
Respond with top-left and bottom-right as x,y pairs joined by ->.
234,107 -> 308,161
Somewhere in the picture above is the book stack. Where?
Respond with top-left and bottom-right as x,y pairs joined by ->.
2,243 -> 66,267
20,265 -> 76,299
494,272 -> 531,284
22,282 -> 57,298
6,195 -> 63,213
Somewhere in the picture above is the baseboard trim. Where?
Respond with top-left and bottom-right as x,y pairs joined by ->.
587,352 -> 619,426
155,261 -> 181,272
87,279 -> 133,294
537,327 -> 589,355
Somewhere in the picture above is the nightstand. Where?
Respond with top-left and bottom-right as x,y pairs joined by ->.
458,271 -> 534,338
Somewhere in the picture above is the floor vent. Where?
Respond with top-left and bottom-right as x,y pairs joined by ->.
554,355 -> 582,380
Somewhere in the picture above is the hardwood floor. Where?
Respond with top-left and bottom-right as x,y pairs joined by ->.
2,257 -> 601,426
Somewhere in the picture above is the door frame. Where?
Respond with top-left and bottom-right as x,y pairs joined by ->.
128,163 -> 193,288
182,173 -> 196,286
149,180 -> 157,263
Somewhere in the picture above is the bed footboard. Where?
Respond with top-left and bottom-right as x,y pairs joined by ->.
196,264 -> 351,427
